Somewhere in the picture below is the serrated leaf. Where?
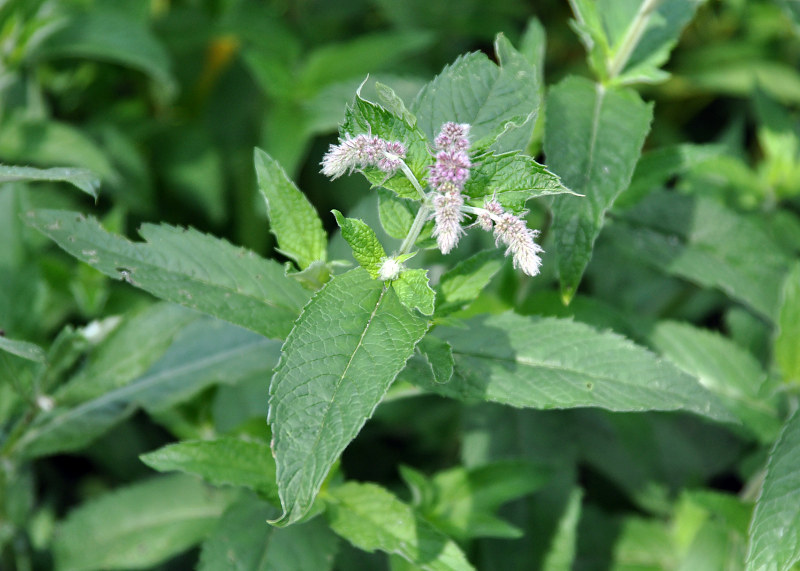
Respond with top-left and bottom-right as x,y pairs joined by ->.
417,336 -> 454,384
544,76 -> 653,302
16,319 -> 278,459
30,8 -> 176,98
402,461 -> 550,541
332,210 -> 387,278
255,148 -> 326,269
393,269 -> 435,315
140,438 -> 280,506
464,152 -> 573,211
341,92 -> 429,199
198,493 -> 339,571
54,474 -> 234,571
436,250 -> 504,316
0,164 -> 100,199
325,482 -> 474,571
607,192 -> 792,321
269,269 -> 428,524
650,321 -> 780,442
26,210 -> 310,339
775,263 -> 800,384
409,313 -> 734,422
746,408 -> 800,571
0,336 -> 46,363
412,35 -> 539,153
376,82 -> 418,126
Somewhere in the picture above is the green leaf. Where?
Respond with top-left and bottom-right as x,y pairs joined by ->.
464,152 -> 573,211
140,438 -> 279,507
269,269 -> 428,524
332,210 -> 387,278
607,192 -> 792,321
325,481 -> 474,571
30,8 -> 175,98
198,493 -> 339,571
544,76 -> 653,302
409,313 -> 734,422
416,336 -> 454,384
650,321 -> 781,442
0,336 -> 46,363
412,34 -> 539,153
16,319 -> 278,459
542,487 -> 583,571
401,460 -> 550,541
26,210 -> 310,339
0,164 -> 100,199
54,474 -> 234,571
775,263 -> 800,385
746,408 -> 800,571
436,250 -> 504,316
254,148 -> 327,269
393,269 -> 435,315
341,90 -> 429,200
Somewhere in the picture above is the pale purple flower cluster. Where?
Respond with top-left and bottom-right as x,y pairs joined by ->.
430,123 -> 471,253
321,133 -> 406,179
479,198 -> 543,277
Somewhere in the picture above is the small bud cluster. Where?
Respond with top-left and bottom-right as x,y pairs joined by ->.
430,123 -> 471,254
378,257 -> 403,281
321,133 -> 406,179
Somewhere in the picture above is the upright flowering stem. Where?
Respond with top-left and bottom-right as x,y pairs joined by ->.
398,204 -> 432,255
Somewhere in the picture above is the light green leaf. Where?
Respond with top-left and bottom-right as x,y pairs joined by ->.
26,210 -> 310,339
464,152 -> 573,211
436,250 -> 503,316
269,269 -> 428,525
325,482 -> 475,571
542,487 -> 583,571
746,408 -> 800,571
332,210 -> 387,278
544,76 -> 653,302
378,188 -> 419,240
607,192 -> 792,321
341,90 -> 429,200
417,336 -> 454,384
140,438 -> 279,507
375,82 -> 418,126
255,148 -> 326,269
401,461 -> 550,541
0,165 -> 100,199
775,263 -> 800,385
198,493 -> 339,571
412,34 -> 539,153
54,474 -> 233,571
650,321 -> 781,442
409,313 -> 734,422
0,336 -> 46,363
393,269 -> 435,315
16,319 -> 278,459
30,9 -> 175,98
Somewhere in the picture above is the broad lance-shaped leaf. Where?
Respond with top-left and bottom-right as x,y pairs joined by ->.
140,438 -> 280,507
544,76 -> 652,303
54,474 -> 234,571
198,493 -> 339,571
407,313 -> 734,423
255,148 -> 326,269
606,191 -> 791,321
325,482 -> 474,571
746,408 -> 800,571
26,210 -> 310,339
412,34 -> 539,153
269,268 -> 428,525
16,318 -> 279,459
0,164 -> 100,199
332,210 -> 386,278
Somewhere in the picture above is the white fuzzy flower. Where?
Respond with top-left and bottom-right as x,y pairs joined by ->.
321,134 -> 406,179
493,212 -> 544,276
432,188 -> 466,254
378,257 -> 403,281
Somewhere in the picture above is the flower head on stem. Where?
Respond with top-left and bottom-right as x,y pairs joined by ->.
321,133 -> 406,179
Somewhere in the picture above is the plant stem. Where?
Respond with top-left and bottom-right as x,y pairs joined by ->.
397,161 -> 427,200
607,0 -> 663,79
398,204 -> 431,255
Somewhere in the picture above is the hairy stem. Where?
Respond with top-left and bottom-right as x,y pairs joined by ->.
398,204 -> 431,255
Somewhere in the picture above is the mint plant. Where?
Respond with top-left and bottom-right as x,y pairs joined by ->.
2,1 -> 800,570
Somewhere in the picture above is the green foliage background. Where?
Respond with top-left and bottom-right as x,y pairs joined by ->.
2,0 -> 800,569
